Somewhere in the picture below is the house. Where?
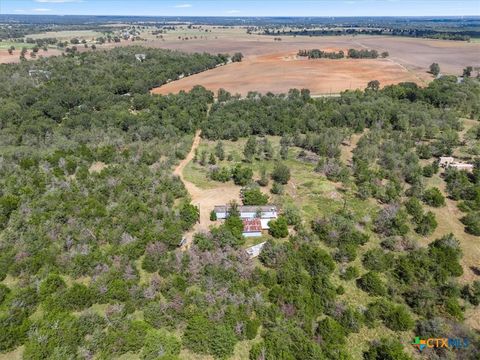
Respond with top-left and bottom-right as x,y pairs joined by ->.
214,205 -> 278,221
135,53 -> 146,62
242,218 -> 262,237
439,156 -> 473,172
246,241 -> 266,258
450,162 -> 474,172
439,156 -> 455,167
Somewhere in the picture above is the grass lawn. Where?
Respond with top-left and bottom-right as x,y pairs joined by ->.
0,41 -> 37,50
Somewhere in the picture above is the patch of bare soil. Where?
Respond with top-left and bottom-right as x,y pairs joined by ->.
174,131 -> 241,249
88,161 -> 107,174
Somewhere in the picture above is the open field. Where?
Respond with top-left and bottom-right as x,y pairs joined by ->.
152,53 -> 422,96
147,27 -> 479,95
25,30 -> 104,40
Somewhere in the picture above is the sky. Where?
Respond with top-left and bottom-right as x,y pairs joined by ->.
1,0 -> 479,17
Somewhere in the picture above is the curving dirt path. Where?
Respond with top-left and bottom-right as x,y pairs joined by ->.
175,130 -> 241,249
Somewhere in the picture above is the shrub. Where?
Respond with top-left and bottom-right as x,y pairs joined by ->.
461,211 -> 480,235
340,266 -> 359,281
362,249 -> 394,272
405,197 -> 424,223
364,338 -> 412,360
283,205 -> 301,226
316,317 -> 345,346
245,319 -> 261,340
383,305 -> 414,331
194,233 -> 214,251
210,166 -> 231,182
141,329 -> 181,360
415,211 -> 438,235
357,272 -> 387,296
232,165 -> 253,186
461,281 -> 480,306
271,162 -> 291,184
0,284 -> 10,305
180,203 -> 199,230
270,182 -> 284,195
210,210 -> 217,221
209,325 -> 237,359
62,283 -> 94,311
423,187 -> 445,207
268,216 -> 289,238
242,187 -> 269,205
39,274 -> 66,299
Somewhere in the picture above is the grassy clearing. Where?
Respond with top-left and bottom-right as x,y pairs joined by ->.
423,173 -> 480,283
25,30 -> 105,41
0,41 -> 37,50
186,136 -> 377,224
347,326 -> 415,360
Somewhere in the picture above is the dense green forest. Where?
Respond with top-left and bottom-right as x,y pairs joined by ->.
0,46 -> 479,359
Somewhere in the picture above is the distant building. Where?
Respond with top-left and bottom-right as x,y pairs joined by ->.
439,156 -> 455,167
242,218 -> 262,237
214,205 -> 278,221
135,53 -> 146,62
439,156 -> 473,172
450,162 -> 474,172
246,241 -> 266,258
28,69 -> 51,78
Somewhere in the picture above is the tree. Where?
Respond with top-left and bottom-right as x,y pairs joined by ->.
364,338 -> 412,360
381,51 -> 389,58
463,66 -> 473,78
366,80 -> 380,91
242,187 -> 269,205
422,187 -> 445,207
405,197 -> 424,223
208,153 -> 216,165
461,212 -> 480,235
232,164 -> 253,186
183,315 -> 212,354
268,216 -> 289,238
415,211 -> 438,236
429,62 -> 440,76
141,329 -> 181,360
357,272 -> 387,296
231,52 -> 244,62
316,317 -> 346,346
180,203 -> 200,230
271,162 -> 290,184
215,141 -> 225,161
257,165 -> 269,186
243,136 -> 257,162
7,46 -> 14,55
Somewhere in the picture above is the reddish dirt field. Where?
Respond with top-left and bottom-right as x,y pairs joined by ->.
148,34 -> 480,96
152,51 -> 424,96
0,48 -> 63,64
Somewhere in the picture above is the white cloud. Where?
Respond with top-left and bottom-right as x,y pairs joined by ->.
35,0 -> 82,3
32,8 -> 53,12
14,9 -> 27,13
226,10 -> 241,14
174,3 -> 192,8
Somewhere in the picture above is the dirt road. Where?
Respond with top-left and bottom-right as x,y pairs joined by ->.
175,130 -> 241,249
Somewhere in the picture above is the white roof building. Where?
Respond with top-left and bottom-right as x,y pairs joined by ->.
245,242 -> 266,258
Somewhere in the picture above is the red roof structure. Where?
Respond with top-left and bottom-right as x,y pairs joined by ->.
242,218 -> 262,233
